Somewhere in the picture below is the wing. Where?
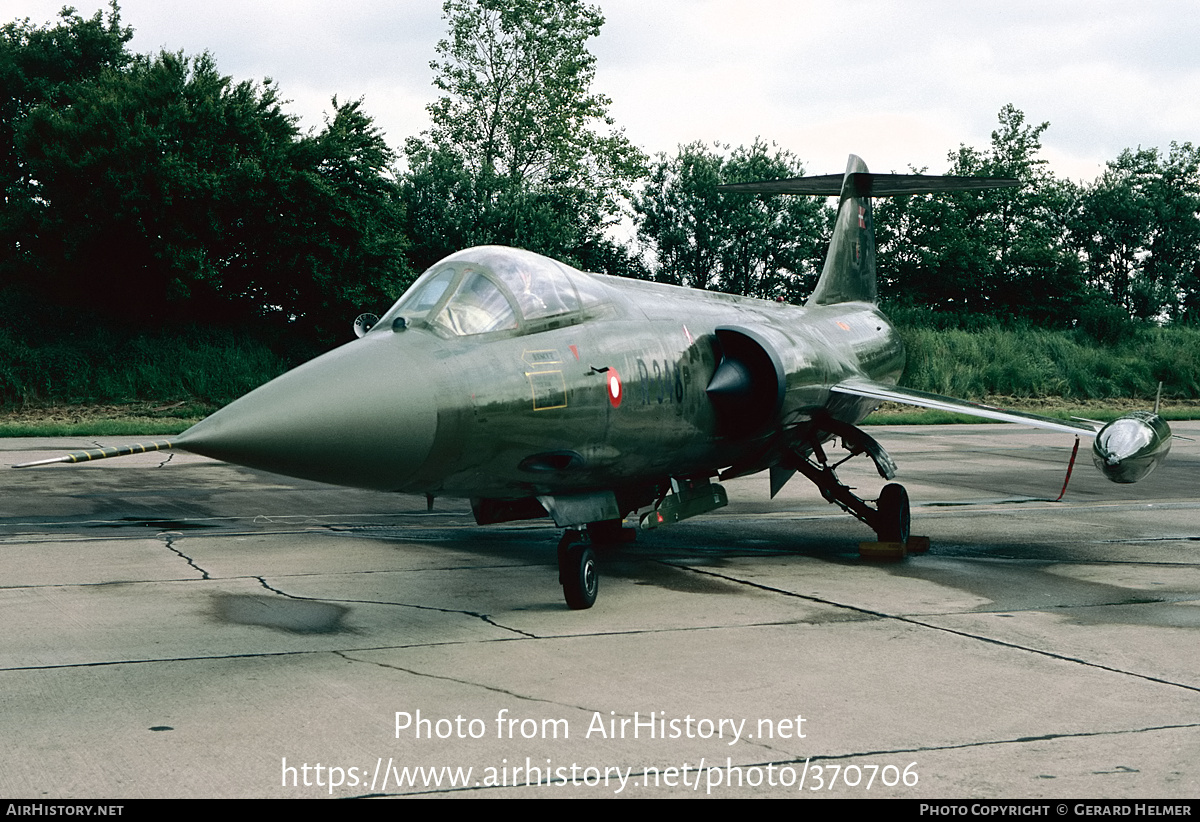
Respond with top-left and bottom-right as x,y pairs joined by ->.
832,379 -> 1101,436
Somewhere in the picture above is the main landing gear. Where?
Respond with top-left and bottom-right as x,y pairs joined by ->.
784,419 -> 928,559
556,519 -> 636,609
875,482 -> 911,543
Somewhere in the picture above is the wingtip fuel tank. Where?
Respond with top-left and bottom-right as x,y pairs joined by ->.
1091,411 -> 1173,484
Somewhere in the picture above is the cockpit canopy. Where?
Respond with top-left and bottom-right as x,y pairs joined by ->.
377,246 -> 609,337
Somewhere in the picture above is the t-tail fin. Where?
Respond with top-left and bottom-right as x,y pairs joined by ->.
810,154 -> 876,305
719,155 -> 1020,306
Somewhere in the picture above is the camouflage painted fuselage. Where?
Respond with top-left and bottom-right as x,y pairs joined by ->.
177,247 -> 905,511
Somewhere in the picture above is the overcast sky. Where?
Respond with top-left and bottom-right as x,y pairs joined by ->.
5,0 -> 1198,183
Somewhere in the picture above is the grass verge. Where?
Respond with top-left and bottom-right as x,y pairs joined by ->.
0,402 -> 207,438
862,397 -> 1200,425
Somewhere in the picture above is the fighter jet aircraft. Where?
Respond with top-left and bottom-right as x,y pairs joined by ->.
16,155 -> 1173,609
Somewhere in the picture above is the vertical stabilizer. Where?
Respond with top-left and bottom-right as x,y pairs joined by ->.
808,155 -> 876,306
718,155 -> 1020,307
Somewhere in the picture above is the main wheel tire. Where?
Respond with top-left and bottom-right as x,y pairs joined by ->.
876,483 -> 911,543
561,544 -> 598,609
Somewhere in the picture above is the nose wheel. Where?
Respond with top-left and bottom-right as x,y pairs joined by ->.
557,530 -> 598,609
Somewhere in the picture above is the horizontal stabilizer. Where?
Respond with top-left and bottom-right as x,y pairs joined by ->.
832,380 -> 1101,436
726,156 -> 1020,308
719,173 -> 1020,197
13,440 -> 176,468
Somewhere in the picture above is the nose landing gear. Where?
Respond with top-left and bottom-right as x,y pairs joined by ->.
555,518 -> 638,609
557,530 -> 598,610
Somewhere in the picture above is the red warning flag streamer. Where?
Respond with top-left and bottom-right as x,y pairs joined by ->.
1055,436 -> 1081,502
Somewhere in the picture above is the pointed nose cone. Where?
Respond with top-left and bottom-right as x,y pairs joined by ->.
177,334 -> 440,491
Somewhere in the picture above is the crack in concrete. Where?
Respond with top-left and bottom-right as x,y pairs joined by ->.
255,577 -> 538,638
7,602 -> 851,673
769,720 -> 1200,765
672,562 -> 1200,696
157,452 -> 174,468
334,650 -> 610,715
908,599 -> 1200,617
159,532 -> 209,579
0,620 -> 883,674
0,641 -> 504,673
351,720 -> 1200,798
334,651 -> 794,762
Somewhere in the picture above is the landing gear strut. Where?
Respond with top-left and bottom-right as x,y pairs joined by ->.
784,420 -> 926,555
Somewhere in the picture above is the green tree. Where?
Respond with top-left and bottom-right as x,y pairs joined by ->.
13,45 -> 407,339
634,140 -> 828,301
401,0 -> 645,273
1072,143 -> 1200,323
1,3 -> 132,285
221,95 -> 411,335
875,105 -> 1088,326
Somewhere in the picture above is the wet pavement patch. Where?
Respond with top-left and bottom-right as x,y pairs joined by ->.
213,593 -> 349,633
88,517 -> 215,530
